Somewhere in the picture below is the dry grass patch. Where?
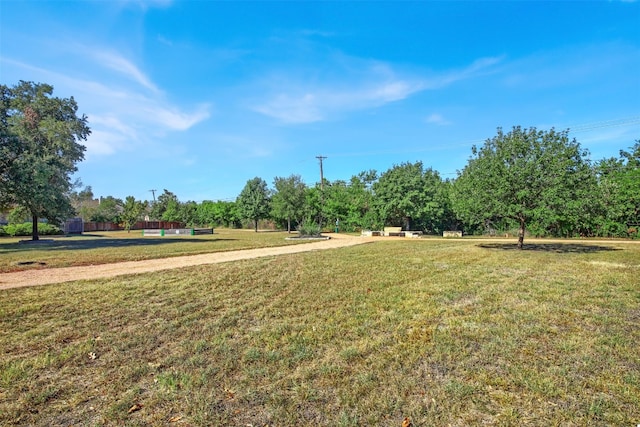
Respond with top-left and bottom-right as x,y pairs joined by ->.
0,229 -> 309,272
1,239 -> 638,425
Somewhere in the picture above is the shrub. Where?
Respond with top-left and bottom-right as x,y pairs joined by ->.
1,222 -> 63,237
297,218 -> 322,237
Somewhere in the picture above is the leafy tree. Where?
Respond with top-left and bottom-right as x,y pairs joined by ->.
91,196 -> 122,223
150,189 -> 179,221
303,185 -> 323,228
271,174 -> 307,233
451,126 -> 594,249
69,185 -> 96,221
236,177 -> 270,232
322,180 -> 350,231
0,81 -> 90,240
373,161 -> 448,232
178,201 -> 198,226
121,196 -> 146,232
346,170 -> 380,231
161,197 -> 182,222
595,140 -> 640,237
197,200 -> 239,228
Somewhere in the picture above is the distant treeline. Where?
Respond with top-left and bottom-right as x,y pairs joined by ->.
6,128 -> 636,240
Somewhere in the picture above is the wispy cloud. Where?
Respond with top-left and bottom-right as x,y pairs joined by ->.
116,0 -> 173,11
426,113 -> 452,126
88,50 -> 159,93
1,45 -> 210,159
251,55 -> 503,124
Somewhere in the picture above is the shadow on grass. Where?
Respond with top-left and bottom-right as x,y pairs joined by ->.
478,243 -> 621,253
2,237 -> 236,253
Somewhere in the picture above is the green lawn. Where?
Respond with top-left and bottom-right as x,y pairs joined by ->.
0,229 -> 309,273
1,239 -> 638,426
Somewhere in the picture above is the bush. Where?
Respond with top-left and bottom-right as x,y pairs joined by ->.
1,222 -> 63,237
297,218 -> 322,237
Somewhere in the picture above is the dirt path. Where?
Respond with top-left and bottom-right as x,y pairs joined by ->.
0,234 -> 373,290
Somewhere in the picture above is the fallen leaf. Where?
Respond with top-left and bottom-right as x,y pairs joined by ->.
88,352 -> 97,360
127,403 -> 142,414
169,415 -> 183,422
224,388 -> 235,400
402,417 -> 412,427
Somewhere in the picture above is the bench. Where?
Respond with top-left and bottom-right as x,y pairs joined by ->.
384,226 -> 404,237
443,231 -> 463,238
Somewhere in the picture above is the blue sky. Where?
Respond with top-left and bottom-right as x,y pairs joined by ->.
1,0 -> 639,202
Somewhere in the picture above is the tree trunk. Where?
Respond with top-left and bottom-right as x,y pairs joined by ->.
287,218 -> 291,233
254,219 -> 258,232
32,215 -> 39,241
518,218 -> 525,250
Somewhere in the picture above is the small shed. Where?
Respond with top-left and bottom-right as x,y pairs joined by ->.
64,217 -> 84,234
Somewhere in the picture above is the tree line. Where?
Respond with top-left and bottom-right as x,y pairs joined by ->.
1,81 -> 638,246
69,129 -> 640,248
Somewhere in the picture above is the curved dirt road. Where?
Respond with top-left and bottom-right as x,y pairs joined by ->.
0,234 -> 372,290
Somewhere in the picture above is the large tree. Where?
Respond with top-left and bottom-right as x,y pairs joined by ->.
236,177 -> 270,232
596,140 -> 640,237
0,81 -> 90,240
451,126 -> 594,249
271,174 -> 306,233
373,161 -> 448,232
150,189 -> 179,221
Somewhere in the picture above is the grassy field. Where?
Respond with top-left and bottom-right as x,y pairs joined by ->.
0,229 -> 309,273
1,238 -> 638,426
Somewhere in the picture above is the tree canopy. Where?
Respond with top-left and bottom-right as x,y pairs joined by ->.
236,177 -> 271,232
0,81 -> 90,240
373,161 -> 449,232
271,174 -> 306,233
451,126 -> 594,248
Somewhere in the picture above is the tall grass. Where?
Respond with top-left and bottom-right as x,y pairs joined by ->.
1,239 -> 638,425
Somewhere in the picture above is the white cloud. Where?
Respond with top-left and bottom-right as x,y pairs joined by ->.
251,55 -> 502,124
426,113 -> 452,126
1,48 -> 211,158
143,104 -> 211,131
88,50 -> 159,93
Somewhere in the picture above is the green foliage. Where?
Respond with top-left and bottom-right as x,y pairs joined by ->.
595,141 -> 640,237
236,177 -> 271,232
0,81 -> 90,240
150,189 -> 178,221
271,174 -> 307,233
7,206 -> 29,224
373,162 -> 450,233
90,196 -> 122,223
451,127 -> 595,248
1,222 -> 62,237
68,185 -> 95,221
297,217 -> 322,237
178,201 -> 198,227
196,200 -> 239,228
120,196 -> 145,232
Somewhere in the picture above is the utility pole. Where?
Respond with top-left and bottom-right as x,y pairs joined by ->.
316,155 -> 327,190
316,155 -> 327,228
149,189 -> 157,202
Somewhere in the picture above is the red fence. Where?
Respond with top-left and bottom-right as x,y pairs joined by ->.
82,221 -> 184,232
